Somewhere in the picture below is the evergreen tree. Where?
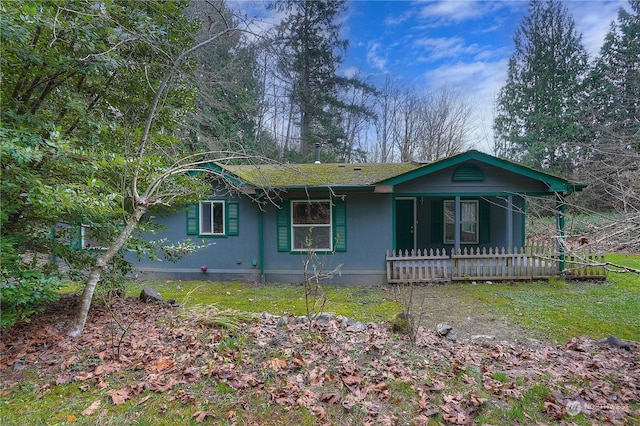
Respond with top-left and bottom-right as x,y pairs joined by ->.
587,0 -> 639,150
273,0 -> 363,160
1,1 -> 196,276
184,1 -> 269,156
494,0 -> 589,174
580,0 -> 640,211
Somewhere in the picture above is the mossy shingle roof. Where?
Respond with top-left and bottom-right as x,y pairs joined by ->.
219,150 -> 584,194
224,163 -> 420,188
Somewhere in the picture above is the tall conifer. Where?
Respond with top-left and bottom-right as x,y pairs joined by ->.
494,0 -> 589,174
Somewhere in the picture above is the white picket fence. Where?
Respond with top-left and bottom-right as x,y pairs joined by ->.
386,244 -> 606,283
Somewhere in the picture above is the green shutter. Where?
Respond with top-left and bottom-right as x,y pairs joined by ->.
479,199 -> 490,244
276,202 -> 290,252
333,199 -> 347,252
226,202 -> 239,236
186,204 -> 198,235
430,200 -> 443,244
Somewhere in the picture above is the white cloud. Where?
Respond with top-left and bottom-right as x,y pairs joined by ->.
413,36 -> 483,61
566,0 -> 627,56
416,0 -> 485,22
366,41 -> 388,72
422,59 -> 510,151
384,8 -> 416,26
342,66 -> 360,78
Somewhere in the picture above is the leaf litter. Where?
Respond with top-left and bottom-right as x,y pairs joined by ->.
1,294 -> 638,424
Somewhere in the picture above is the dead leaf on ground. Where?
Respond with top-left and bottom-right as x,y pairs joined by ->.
81,400 -> 101,416
107,387 -> 132,405
193,410 -> 215,422
148,356 -> 175,373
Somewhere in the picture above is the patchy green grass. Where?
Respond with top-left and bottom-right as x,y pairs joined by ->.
122,281 -> 401,323
61,254 -> 639,344
456,253 -> 640,343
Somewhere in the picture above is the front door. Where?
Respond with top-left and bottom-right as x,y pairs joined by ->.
395,198 -> 415,252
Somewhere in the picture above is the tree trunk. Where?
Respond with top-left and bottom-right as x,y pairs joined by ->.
67,206 -> 147,338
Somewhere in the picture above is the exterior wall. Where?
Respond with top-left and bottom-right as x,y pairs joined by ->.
261,191 -> 393,285
130,159 -> 547,285
129,191 -> 262,282
130,191 -> 395,285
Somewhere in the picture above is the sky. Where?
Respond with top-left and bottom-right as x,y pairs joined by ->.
232,0 -> 629,153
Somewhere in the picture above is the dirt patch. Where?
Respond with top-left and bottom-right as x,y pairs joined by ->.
393,285 -> 542,345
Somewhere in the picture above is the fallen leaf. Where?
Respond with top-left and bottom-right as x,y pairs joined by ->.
81,400 -> 101,416
269,357 -> 288,370
320,392 -> 341,404
136,395 -> 151,405
107,387 -> 132,405
73,371 -> 92,382
148,356 -> 175,373
192,410 -> 214,423
341,375 -> 362,386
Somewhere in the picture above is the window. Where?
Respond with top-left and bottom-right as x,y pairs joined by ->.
276,199 -> 347,252
200,200 -> 225,235
444,200 -> 478,244
186,200 -> 239,237
291,200 -> 332,251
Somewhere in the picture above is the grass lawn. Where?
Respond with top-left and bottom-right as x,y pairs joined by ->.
445,253 -> 640,343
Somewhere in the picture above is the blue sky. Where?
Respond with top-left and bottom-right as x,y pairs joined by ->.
233,0 -> 628,151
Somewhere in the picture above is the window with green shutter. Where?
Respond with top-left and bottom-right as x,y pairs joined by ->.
431,198 -> 491,245
444,200 -> 478,244
277,199 -> 347,252
430,199 -> 443,244
186,200 -> 239,237
186,204 -> 198,235
479,199 -> 490,244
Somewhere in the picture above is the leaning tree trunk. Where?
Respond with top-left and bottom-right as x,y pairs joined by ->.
67,206 -> 147,338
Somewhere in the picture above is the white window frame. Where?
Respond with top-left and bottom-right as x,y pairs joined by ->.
444,200 -> 479,244
199,200 -> 225,236
291,200 -> 333,251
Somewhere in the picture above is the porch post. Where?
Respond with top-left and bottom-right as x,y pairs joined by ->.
259,208 -> 265,283
454,196 -> 461,252
555,193 -> 566,275
506,195 -> 513,249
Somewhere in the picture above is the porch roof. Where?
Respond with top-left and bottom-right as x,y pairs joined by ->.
377,150 -> 587,195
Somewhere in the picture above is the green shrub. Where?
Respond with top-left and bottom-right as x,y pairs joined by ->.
1,270 -> 62,328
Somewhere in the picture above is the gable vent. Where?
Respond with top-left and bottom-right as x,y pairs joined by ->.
452,164 -> 484,181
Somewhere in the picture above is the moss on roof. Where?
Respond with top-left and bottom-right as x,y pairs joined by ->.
224,163 -> 420,188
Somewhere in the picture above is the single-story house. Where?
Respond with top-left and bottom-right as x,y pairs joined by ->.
129,150 -> 586,285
